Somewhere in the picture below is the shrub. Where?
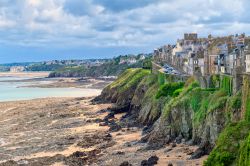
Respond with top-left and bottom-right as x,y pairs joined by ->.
156,82 -> 185,99
173,88 -> 183,97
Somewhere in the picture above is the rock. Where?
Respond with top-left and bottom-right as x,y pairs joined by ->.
116,151 -> 125,155
176,135 -> 183,144
99,122 -> 108,126
190,142 -> 212,159
147,155 -> 159,165
1,160 -> 19,166
108,122 -> 121,132
110,105 -> 130,114
141,155 -> 159,166
124,142 -> 132,147
77,132 -> 112,148
71,151 -> 87,158
168,163 -> 173,166
171,143 -> 176,148
185,140 -> 193,145
187,151 -> 194,155
141,160 -> 148,166
93,118 -> 103,123
97,140 -> 116,149
120,161 -> 132,166
104,133 -> 112,138
183,148 -> 194,155
104,112 -> 115,121
86,119 -> 92,123
190,148 -> 205,159
88,149 -> 101,157
164,148 -> 173,153
97,109 -> 108,114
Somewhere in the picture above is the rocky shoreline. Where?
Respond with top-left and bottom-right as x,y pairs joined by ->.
0,96 -> 206,166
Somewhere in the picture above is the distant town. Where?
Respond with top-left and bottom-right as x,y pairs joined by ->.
0,54 -> 149,73
153,33 -> 250,94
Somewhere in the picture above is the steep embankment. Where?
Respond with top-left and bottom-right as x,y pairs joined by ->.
98,68 -> 178,126
97,69 -> 250,165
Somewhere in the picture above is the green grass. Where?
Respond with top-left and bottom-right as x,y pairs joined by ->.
108,68 -> 150,92
204,121 -> 250,166
162,79 -> 229,126
211,74 -> 220,88
155,82 -> 185,99
158,72 -> 166,86
246,97 -> 250,122
238,133 -> 250,166
220,75 -> 233,95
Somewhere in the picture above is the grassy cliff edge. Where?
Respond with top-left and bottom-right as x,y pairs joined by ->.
97,69 -> 250,165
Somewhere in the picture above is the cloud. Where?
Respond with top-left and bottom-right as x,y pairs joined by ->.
0,0 -> 249,50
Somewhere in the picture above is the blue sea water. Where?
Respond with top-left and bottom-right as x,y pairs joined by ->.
0,76 -> 100,102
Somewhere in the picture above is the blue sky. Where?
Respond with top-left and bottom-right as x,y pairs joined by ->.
0,0 -> 249,63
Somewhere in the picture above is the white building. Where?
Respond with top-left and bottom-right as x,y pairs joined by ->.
245,46 -> 250,73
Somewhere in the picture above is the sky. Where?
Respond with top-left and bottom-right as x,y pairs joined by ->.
0,0 -> 249,63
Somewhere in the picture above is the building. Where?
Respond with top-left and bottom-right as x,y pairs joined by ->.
10,66 -> 25,72
184,33 -> 198,41
245,43 -> 250,73
119,56 -> 137,64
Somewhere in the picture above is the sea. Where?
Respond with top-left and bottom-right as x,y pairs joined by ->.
0,74 -> 101,102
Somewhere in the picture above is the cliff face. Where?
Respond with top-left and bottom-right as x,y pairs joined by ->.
143,83 -> 230,150
97,69 -> 250,165
97,68 -> 151,107
97,68 -> 170,126
204,75 -> 250,166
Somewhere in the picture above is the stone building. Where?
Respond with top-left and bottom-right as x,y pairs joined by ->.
184,33 -> 198,41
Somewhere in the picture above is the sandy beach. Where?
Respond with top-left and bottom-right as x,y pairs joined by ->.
0,72 -> 50,78
0,96 -> 207,166
0,72 -> 207,166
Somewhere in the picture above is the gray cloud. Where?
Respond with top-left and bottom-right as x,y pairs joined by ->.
0,0 -> 250,49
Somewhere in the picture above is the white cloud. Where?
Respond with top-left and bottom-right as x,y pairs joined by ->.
0,0 -> 249,48
0,16 -> 15,28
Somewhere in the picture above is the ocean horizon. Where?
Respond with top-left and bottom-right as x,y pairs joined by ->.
0,74 -> 101,102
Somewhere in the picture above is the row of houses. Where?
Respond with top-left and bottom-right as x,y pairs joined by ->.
153,33 -> 250,93
43,59 -> 107,67
119,54 -> 146,64
153,33 -> 250,77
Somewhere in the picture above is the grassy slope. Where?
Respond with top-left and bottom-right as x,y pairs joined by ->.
107,68 -> 151,93
102,69 -> 249,165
